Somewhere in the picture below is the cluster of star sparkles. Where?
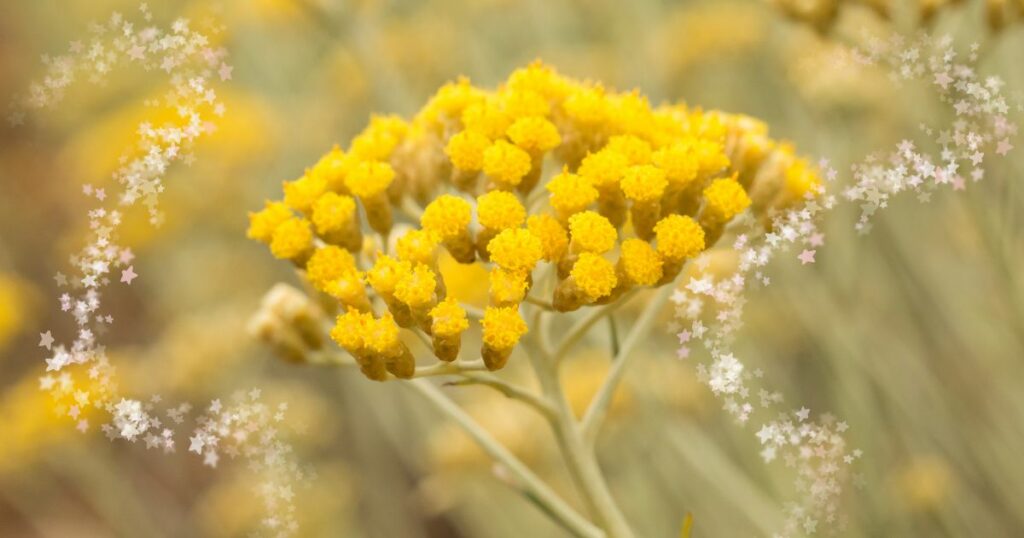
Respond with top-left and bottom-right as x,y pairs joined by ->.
845,33 -> 1019,233
20,6 -> 302,537
669,32 -> 1018,536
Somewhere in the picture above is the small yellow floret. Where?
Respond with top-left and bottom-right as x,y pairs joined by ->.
621,165 -> 668,202
311,192 -> 357,235
364,313 -> 402,355
563,86 -> 608,126
462,101 -> 510,140
247,201 -> 293,243
396,229 -> 440,265
477,191 -> 526,230
702,177 -> 751,223
784,158 -> 822,199
500,89 -> 550,119
325,270 -> 368,307
367,254 -> 412,295
577,149 -> 628,190
489,268 -> 529,305
547,168 -> 598,216
430,298 -> 469,337
605,135 -> 652,165
445,130 -> 490,171
309,146 -> 352,191
331,310 -> 374,352
527,215 -> 569,261
568,211 -> 617,254
654,214 -> 705,261
421,195 -> 472,239
350,115 -> 408,161
483,140 -> 532,187
394,264 -> 437,308
619,239 -> 663,286
692,139 -> 730,176
487,228 -> 543,274
571,253 -> 617,300
345,160 -> 395,198
507,116 -> 561,153
481,306 -> 528,350
283,174 -> 327,213
269,217 -> 314,260
653,142 -> 699,187
305,246 -> 356,291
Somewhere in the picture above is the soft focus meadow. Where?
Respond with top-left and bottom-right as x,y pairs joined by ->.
2,0 -> 1023,536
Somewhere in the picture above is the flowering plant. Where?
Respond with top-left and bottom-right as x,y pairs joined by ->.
249,62 -> 825,537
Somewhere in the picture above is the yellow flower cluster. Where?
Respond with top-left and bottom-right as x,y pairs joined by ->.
249,62 -> 821,378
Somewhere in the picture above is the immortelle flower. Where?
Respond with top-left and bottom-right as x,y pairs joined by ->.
249,61 -> 821,378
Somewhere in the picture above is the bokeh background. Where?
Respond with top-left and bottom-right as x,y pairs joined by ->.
2,0 -> 1023,536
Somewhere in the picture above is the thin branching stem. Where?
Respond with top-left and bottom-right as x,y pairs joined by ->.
528,349 -> 636,538
552,289 -> 639,361
447,372 -> 556,420
581,285 -> 674,445
405,379 -> 603,538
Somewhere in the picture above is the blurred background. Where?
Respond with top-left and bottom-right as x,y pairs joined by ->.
1,0 -> 1023,536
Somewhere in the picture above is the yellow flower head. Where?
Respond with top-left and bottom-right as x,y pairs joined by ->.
481,306 -> 528,350
283,174 -> 328,214
654,214 -> 705,261
653,142 -> 699,188
605,135 -> 652,165
311,192 -> 357,235
396,228 -> 440,265
350,115 -> 408,161
394,263 -> 437,308
255,62 -> 822,379
421,194 -> 472,239
693,138 -> 730,177
563,85 -> 608,126
571,253 -> 617,300
305,245 -> 357,292
483,140 -> 533,187
621,164 -> 668,202
578,148 -> 629,190
500,89 -> 550,119
527,214 -> 569,262
269,217 -> 314,261
477,191 -> 526,230
430,297 -> 469,337
702,176 -> 751,223
367,254 -> 412,295
445,129 -> 490,172
784,157 -> 823,199
487,228 -> 543,274
421,77 -> 483,125
325,270 -> 368,308
462,101 -> 510,140
507,116 -> 561,153
345,161 -> 395,198
619,239 -> 663,286
310,145 -> 352,192
489,268 -> 530,305
507,62 -> 572,101
568,211 -> 617,254
547,168 -> 598,216
331,310 -> 374,352
364,313 -> 402,356
247,201 -> 293,243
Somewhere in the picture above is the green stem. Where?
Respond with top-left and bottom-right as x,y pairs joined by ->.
447,372 -> 556,420
529,350 -> 635,538
552,290 -> 639,361
581,285 -> 674,445
405,379 -> 603,538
